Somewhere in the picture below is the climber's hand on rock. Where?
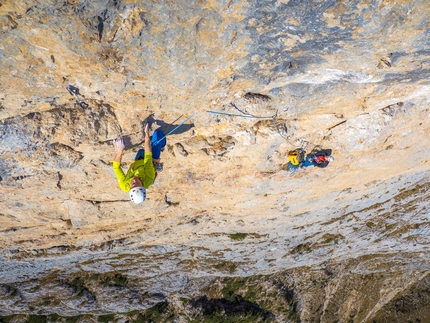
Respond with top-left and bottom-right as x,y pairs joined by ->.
114,137 -> 125,152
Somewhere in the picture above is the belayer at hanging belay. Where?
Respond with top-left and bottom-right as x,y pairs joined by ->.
287,148 -> 334,173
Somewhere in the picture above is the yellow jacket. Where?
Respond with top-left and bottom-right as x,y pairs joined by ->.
112,152 -> 156,192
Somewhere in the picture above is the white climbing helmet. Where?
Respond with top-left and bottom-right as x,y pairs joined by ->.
328,156 -> 334,162
129,187 -> 146,204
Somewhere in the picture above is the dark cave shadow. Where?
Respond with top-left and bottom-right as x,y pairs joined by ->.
190,296 -> 275,321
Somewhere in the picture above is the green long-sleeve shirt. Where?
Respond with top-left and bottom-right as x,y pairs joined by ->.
112,152 -> 156,192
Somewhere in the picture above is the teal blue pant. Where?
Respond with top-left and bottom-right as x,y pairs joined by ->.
135,129 -> 166,160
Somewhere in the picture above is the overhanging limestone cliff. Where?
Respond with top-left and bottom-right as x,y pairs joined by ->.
0,0 -> 429,321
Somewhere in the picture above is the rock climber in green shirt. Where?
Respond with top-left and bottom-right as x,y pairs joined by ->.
112,124 -> 156,204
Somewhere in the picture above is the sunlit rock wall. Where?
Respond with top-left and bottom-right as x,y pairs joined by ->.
0,0 -> 429,321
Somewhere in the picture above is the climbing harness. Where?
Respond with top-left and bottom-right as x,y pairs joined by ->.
66,85 -> 89,109
152,114 -> 194,146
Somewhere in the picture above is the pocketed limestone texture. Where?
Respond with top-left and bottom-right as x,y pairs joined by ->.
0,0 -> 429,321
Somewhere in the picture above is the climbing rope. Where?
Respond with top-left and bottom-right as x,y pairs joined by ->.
206,103 -> 306,149
152,114 -> 195,146
206,110 -> 275,119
